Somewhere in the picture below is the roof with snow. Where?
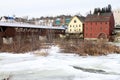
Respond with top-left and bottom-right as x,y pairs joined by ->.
0,21 -> 66,30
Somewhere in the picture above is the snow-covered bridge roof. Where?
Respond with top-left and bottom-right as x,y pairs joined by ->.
0,21 -> 66,30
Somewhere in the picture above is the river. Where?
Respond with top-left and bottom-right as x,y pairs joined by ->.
0,44 -> 120,80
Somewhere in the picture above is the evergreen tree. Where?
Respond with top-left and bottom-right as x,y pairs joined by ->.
103,7 -> 106,12
108,4 -> 112,12
105,7 -> 109,12
93,4 -> 112,14
101,8 -> 105,13
94,8 -> 97,14
97,8 -> 101,13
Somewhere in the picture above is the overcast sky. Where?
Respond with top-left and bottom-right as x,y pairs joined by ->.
0,0 -> 120,18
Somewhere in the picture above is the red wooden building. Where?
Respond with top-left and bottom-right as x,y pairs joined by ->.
84,12 -> 115,40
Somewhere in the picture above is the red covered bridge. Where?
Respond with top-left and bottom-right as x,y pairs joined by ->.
0,21 -> 65,45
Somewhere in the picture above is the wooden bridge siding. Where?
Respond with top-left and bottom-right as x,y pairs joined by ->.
1,27 -> 65,37
4,27 -> 16,37
0,32 -> 4,37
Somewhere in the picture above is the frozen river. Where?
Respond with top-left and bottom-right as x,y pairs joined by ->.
0,45 -> 120,80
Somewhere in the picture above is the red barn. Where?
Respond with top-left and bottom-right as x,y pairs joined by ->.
84,12 -> 114,40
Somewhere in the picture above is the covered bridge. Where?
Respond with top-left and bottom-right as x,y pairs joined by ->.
0,21 -> 65,45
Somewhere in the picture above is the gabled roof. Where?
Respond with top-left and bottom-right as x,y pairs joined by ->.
85,12 -> 112,22
69,15 -> 85,23
76,16 -> 85,23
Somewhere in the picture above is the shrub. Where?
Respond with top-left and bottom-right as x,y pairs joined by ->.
33,51 -> 49,56
57,39 -> 120,56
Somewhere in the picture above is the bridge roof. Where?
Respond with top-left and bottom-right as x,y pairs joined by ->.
0,21 -> 65,30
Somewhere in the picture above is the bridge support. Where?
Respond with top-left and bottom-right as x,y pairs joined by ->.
0,37 -> 3,48
3,37 -> 13,44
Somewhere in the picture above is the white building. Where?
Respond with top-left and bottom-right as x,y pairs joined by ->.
35,19 -> 54,26
113,9 -> 120,26
67,16 -> 85,34
0,16 -> 15,22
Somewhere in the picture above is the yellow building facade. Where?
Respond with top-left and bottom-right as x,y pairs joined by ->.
67,16 -> 85,34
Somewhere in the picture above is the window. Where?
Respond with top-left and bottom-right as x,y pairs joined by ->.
73,25 -> 74,27
91,27 -> 92,31
70,29 -> 72,31
70,25 -> 72,27
100,27 -> 102,31
96,22 -> 97,25
79,25 -> 81,27
76,25 -> 78,27
74,20 -> 77,23
90,33 -> 92,36
91,22 -> 92,25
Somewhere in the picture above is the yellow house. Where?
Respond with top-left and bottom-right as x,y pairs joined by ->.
67,16 -> 85,34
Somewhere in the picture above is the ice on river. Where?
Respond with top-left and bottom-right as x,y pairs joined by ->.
0,46 -> 120,80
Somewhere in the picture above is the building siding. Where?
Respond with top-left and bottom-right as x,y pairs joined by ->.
84,12 -> 114,40
67,16 -> 84,34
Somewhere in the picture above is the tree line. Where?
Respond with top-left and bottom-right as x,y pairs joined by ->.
94,4 -> 112,14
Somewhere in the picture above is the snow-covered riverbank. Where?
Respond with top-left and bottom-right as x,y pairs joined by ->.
0,46 -> 120,80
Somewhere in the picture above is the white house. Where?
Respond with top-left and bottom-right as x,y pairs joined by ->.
0,16 -> 15,22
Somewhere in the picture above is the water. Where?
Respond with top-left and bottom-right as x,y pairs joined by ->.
0,46 -> 120,80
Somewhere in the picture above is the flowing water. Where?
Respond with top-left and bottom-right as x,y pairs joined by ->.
0,44 -> 120,80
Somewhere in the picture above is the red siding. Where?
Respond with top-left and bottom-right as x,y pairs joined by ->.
84,13 -> 114,39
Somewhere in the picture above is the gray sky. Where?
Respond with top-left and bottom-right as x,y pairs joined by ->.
0,0 -> 120,18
